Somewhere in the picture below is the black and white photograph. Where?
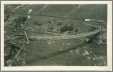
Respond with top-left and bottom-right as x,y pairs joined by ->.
0,1 -> 112,71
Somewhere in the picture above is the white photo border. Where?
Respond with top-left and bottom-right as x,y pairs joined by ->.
1,1 -> 112,71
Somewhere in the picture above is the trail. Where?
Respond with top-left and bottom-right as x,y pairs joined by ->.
30,29 -> 100,40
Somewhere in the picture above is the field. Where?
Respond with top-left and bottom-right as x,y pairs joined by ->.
4,4 -> 107,66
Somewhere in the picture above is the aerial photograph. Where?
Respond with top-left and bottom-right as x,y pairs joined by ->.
4,4 -> 107,66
